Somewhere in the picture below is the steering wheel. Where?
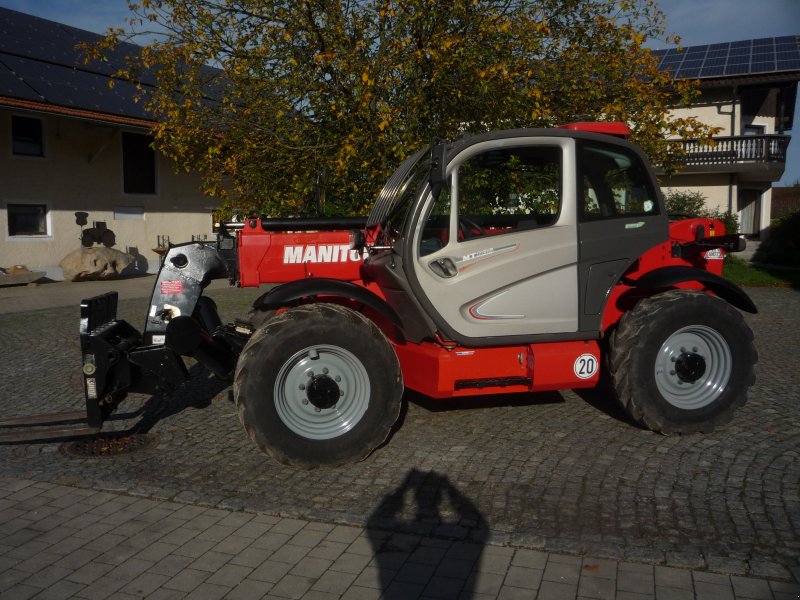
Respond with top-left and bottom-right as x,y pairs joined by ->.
458,216 -> 487,239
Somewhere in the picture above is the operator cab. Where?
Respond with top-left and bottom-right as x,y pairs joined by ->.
361,126 -> 667,346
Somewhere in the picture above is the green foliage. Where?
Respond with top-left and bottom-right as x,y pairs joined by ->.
89,0 -> 712,217
754,212 -> 800,266
663,189 -> 738,235
723,255 -> 800,288
663,189 -> 705,217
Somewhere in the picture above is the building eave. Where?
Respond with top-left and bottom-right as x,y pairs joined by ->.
0,96 -> 156,129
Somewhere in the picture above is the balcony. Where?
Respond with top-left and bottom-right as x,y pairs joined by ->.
666,134 -> 790,181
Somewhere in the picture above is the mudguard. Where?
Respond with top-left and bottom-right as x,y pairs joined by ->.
252,278 -> 403,329
633,266 -> 757,314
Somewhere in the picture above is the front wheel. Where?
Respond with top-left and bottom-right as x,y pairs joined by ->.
609,290 -> 757,433
234,303 -> 403,468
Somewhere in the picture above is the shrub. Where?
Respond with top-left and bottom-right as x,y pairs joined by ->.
663,190 -> 739,234
753,211 -> 800,266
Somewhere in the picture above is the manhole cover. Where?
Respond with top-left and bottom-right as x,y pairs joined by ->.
59,433 -> 159,458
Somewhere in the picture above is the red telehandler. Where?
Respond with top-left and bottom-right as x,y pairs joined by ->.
0,123 -> 757,468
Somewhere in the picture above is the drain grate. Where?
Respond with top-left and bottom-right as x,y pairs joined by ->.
59,433 -> 159,458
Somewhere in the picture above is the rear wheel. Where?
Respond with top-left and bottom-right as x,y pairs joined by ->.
234,303 -> 403,468
610,290 -> 756,433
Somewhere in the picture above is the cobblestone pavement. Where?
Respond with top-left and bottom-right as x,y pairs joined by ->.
0,285 -> 798,587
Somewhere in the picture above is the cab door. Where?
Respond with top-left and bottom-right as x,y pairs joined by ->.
410,137 -> 579,342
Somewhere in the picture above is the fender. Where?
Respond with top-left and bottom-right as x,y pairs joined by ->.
633,266 -> 757,314
252,278 -> 404,329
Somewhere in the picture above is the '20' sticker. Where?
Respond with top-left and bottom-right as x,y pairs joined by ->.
574,354 -> 599,379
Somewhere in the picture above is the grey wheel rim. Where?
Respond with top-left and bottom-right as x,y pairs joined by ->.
274,344 -> 370,440
654,325 -> 732,410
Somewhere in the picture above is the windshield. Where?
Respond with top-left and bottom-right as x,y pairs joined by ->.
367,148 -> 431,246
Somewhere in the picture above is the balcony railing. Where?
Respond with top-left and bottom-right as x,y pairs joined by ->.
675,134 -> 790,166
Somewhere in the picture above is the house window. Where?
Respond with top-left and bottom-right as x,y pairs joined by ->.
7,203 -> 48,236
11,116 -> 44,157
122,132 -> 156,194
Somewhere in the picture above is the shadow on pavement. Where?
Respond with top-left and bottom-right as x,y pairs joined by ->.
367,468 -> 488,598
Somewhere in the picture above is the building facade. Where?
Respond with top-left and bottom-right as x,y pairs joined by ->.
655,37 -> 799,238
0,7 -> 214,279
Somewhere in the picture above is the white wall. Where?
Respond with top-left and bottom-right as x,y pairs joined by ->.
0,111 -> 216,278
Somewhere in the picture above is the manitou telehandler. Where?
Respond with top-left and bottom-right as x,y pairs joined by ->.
1,123 -> 757,468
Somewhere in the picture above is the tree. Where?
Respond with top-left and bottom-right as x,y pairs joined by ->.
90,0 -> 711,217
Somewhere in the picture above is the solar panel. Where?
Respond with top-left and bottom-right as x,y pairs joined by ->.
653,35 -> 800,79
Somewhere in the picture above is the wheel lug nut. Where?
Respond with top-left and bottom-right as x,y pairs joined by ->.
299,384 -> 305,390
671,357 -> 677,362
315,407 -> 321,413
302,399 -> 308,405
340,390 -> 344,396
670,370 -> 676,375
307,371 -> 313,377
680,347 -> 686,353
323,368 -> 329,375
692,347 -> 698,353
335,375 -> 341,382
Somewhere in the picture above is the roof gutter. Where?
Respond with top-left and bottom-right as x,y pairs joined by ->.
0,96 -> 155,129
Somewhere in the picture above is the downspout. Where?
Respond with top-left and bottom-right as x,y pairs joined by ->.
728,85 -> 738,214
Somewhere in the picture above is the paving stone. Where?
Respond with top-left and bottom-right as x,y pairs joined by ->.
654,566 -> 693,590
578,575 -> 617,599
269,519 -> 308,536
0,583 -> 40,600
544,560 -> 581,585
268,574 -> 315,599
249,560 -> 293,584
464,571 -> 505,596
503,566 -> 543,590
149,555 -> 195,578
224,578 -> 273,600
352,565 -> 396,590
163,568 -> 210,592
422,575 -> 463,599
537,579 -> 577,599
28,578 -> 85,599
511,549 -> 548,570
119,572 -> 172,597
311,569 -> 358,594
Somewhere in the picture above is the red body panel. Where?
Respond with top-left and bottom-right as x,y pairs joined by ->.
237,221 -> 364,287
393,339 -> 600,398
234,216 -> 729,398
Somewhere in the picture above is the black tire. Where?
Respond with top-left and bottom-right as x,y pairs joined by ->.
244,307 -> 276,331
609,290 -> 757,433
234,303 -> 403,468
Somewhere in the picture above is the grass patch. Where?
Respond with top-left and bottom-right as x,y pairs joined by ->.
723,255 -> 800,288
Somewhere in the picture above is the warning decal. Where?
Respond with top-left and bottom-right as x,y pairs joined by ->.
160,279 -> 184,295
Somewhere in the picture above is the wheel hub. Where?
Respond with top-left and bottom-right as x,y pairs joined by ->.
654,325 -> 732,410
307,375 -> 340,409
274,344 -> 370,440
675,352 -> 706,383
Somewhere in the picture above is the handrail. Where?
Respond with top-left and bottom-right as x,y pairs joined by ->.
674,134 -> 790,166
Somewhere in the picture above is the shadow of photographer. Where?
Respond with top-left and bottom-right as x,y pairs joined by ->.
367,468 -> 488,598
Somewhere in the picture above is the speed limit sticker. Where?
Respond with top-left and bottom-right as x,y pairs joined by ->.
574,354 -> 599,379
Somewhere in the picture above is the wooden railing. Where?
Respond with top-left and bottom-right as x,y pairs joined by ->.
676,135 -> 790,166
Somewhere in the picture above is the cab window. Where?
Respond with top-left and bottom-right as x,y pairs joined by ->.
580,143 -> 658,220
419,145 -> 561,256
